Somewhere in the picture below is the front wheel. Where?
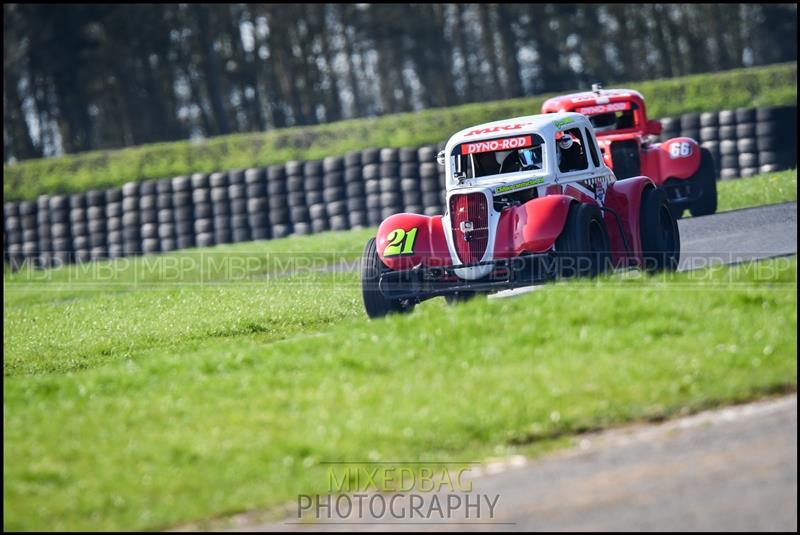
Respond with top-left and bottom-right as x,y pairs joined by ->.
640,187 -> 680,272
689,147 -> 718,217
555,202 -> 612,279
361,238 -> 415,319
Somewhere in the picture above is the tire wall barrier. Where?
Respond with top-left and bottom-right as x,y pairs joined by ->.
4,105 -> 797,269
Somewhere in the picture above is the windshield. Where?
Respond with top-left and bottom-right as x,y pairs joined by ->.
580,102 -> 638,132
452,133 -> 545,180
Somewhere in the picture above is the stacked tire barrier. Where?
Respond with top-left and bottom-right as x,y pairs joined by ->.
660,105 -> 796,180
4,105 -> 797,270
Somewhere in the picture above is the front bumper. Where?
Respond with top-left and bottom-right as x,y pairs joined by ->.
378,252 -> 558,300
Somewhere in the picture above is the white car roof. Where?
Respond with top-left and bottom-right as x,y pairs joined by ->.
446,111 -> 590,150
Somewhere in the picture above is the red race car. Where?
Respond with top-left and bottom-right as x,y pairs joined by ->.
360,112 -> 680,318
542,84 -> 717,218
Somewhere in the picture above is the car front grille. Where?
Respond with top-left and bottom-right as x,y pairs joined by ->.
449,192 -> 489,264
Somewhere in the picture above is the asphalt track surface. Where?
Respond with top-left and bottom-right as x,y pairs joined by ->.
183,203 -> 798,532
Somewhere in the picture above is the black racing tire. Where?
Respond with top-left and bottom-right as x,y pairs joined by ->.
640,187 -> 680,272
555,202 -> 611,278
689,148 -> 718,217
361,237 -> 414,319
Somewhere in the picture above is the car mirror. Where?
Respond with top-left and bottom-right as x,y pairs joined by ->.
646,119 -> 663,136
436,150 -> 446,166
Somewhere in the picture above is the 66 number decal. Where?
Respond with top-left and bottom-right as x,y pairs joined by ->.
668,141 -> 693,159
383,228 -> 419,257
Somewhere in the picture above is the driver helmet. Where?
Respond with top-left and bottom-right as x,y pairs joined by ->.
558,133 -> 574,151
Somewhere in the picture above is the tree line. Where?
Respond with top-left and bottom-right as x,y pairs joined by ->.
3,3 -> 797,163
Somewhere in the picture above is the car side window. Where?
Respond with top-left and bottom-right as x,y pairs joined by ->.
584,127 -> 600,168
557,127 -> 589,173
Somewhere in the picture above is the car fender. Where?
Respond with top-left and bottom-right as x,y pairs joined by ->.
376,213 -> 451,270
494,194 -> 575,257
648,137 -> 702,182
604,176 -> 655,264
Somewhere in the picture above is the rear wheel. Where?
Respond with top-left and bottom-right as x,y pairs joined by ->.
640,187 -> 680,272
361,238 -> 415,318
555,203 -> 612,279
689,148 -> 718,217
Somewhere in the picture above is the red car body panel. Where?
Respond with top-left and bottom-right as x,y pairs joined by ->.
377,178 -> 653,271
377,213 -> 449,271
492,195 -> 574,258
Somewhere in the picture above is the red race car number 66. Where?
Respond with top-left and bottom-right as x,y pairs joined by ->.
669,141 -> 693,159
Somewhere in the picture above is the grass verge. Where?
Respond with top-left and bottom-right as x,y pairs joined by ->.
715,169 -> 797,212
3,252 -> 797,530
4,63 -> 796,201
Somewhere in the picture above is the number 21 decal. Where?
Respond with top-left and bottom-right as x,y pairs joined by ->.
383,228 -> 419,257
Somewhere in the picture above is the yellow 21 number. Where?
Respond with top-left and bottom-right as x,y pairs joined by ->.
383,228 -> 419,257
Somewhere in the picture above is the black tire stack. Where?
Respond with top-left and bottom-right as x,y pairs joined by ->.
679,113 -> 701,144
154,179 -> 174,253
284,161 -> 307,236
734,108 -> 759,178
304,160 -> 327,234
138,180 -> 159,255
659,117 -> 681,141
104,188 -> 123,259
35,195 -> 51,268
362,148 -> 382,226
344,150 -> 367,229
267,164 -> 292,238
49,195 -> 71,266
70,193 -> 90,263
122,181 -> 141,256
84,189 -> 106,261
663,105 -> 798,181
716,109 -> 739,179
418,145 -> 441,216
227,170 -> 250,244
171,176 -> 194,251
245,167 -> 270,240
18,200 -> 39,267
191,173 -> 214,248
5,202 -> 23,269
210,172 -> 232,246
323,156 -> 348,231
755,105 -> 797,174
379,148 -> 403,221
399,148 -> 422,214
698,112 -> 721,176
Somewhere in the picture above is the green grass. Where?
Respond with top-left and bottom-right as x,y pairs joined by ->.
4,172 -> 797,530
715,169 -> 797,212
4,256 -> 796,531
4,62 -> 796,201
